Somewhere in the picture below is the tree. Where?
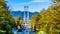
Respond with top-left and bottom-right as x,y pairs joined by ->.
31,3 -> 60,34
30,14 -> 37,29
51,0 -> 60,4
15,16 -> 23,26
0,0 -> 14,34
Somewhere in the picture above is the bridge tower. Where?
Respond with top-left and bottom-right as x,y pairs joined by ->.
23,6 -> 31,28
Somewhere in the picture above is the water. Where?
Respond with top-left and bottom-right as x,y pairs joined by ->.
12,27 -> 35,34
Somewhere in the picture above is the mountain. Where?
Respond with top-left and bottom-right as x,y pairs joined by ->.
10,11 -> 39,19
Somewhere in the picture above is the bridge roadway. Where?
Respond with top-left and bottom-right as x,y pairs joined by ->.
12,25 -> 35,34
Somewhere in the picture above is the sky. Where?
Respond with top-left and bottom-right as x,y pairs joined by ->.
7,0 -> 51,12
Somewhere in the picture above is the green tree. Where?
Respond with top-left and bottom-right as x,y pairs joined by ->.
0,0 -> 14,34
15,16 -> 23,26
31,2 -> 60,34
51,0 -> 60,4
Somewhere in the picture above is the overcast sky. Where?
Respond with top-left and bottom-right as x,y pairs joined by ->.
7,0 -> 51,12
